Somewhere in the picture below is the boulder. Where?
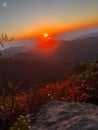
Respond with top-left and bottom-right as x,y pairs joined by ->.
30,100 -> 98,130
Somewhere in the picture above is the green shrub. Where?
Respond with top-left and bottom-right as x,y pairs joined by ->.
10,114 -> 31,130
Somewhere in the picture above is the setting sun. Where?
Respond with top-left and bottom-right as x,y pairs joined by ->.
37,33 -> 58,53
43,33 -> 49,38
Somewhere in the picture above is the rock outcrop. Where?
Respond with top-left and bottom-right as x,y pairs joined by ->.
30,100 -> 98,130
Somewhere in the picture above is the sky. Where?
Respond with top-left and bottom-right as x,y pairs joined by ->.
0,0 -> 98,39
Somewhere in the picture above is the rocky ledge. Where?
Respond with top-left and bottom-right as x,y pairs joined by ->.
30,100 -> 98,130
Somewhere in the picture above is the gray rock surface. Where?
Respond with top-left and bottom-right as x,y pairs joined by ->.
30,100 -> 98,130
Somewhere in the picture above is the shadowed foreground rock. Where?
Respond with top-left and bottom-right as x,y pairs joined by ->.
30,100 -> 98,130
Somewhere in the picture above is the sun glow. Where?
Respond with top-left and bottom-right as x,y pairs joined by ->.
43,33 -> 49,38
36,33 -> 59,53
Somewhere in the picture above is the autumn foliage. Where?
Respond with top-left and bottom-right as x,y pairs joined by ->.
0,58 -> 98,130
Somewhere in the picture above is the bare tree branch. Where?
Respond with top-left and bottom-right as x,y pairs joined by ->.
0,33 -> 14,48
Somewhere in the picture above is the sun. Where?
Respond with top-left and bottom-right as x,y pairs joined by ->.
43,33 -> 49,38
37,33 -> 58,52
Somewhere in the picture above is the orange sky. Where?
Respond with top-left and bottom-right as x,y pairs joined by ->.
0,0 -> 98,40
18,20 -> 98,40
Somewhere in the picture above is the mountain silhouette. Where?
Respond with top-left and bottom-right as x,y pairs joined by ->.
0,36 -> 98,83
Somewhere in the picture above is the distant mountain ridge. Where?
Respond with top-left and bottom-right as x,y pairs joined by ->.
55,27 -> 98,40
0,46 -> 31,57
0,38 -> 38,57
75,32 -> 98,40
0,36 -> 98,83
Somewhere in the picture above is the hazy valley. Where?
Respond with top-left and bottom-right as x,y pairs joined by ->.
0,35 -> 98,83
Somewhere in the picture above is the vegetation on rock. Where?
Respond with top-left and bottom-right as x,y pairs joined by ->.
0,58 -> 98,130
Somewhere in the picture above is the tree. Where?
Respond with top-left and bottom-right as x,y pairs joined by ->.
0,33 -> 13,48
